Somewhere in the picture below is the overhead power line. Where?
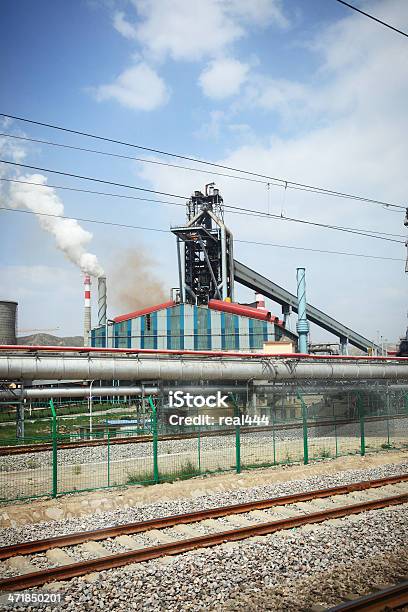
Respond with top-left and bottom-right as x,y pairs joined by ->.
336,0 -> 408,38
0,112 -> 405,210
0,170 -> 404,243
0,207 -> 403,262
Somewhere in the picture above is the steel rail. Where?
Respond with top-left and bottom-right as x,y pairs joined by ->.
1,492 -> 407,591
1,473 -> 407,561
325,580 -> 408,611
1,413 -> 407,456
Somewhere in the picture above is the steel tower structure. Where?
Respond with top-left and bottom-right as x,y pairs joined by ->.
171,183 -> 234,305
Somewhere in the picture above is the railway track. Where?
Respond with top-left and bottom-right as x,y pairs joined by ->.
1,413 -> 406,456
1,473 -> 407,592
324,579 -> 408,611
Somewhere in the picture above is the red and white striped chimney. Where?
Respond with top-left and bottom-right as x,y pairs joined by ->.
84,274 -> 91,347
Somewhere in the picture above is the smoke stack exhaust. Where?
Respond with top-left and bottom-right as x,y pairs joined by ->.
98,276 -> 107,327
84,274 -> 91,347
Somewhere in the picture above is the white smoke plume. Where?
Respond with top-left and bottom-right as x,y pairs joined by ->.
9,174 -> 104,277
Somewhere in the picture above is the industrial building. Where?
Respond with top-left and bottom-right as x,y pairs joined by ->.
91,296 -> 297,351
88,183 -> 379,355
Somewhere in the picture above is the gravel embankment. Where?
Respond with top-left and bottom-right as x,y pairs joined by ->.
1,460 -> 407,546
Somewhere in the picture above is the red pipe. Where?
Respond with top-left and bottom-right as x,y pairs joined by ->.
1,345 -> 408,361
209,299 -> 285,325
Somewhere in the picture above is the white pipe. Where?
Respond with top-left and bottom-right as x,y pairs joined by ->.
0,386 -> 159,399
1,355 -> 408,382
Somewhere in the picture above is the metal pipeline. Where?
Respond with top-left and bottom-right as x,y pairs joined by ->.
1,355 -> 408,382
0,386 -> 159,400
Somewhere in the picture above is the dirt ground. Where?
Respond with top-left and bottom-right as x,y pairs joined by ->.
1,449 -> 407,528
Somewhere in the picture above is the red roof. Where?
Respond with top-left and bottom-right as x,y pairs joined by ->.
113,300 -> 175,323
113,299 -> 285,327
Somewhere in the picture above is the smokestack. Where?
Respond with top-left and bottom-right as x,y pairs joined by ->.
98,276 -> 107,327
255,293 -> 266,310
296,267 -> 309,354
84,274 -> 91,347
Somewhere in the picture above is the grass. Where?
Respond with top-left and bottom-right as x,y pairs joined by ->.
126,459 -> 199,486
320,448 -> 332,458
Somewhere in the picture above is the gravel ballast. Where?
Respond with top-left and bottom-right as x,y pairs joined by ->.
5,503 -> 408,611
1,460 -> 407,547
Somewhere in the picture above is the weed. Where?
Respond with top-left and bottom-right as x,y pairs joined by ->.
126,459 -> 199,486
320,448 -> 332,458
73,465 -> 82,475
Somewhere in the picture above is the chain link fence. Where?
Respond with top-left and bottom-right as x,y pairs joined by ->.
1,383 -> 408,502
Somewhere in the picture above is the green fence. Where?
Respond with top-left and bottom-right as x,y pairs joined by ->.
1,385 -> 408,502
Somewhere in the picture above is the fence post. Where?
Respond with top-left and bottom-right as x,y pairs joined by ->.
107,426 -> 111,487
197,427 -> 201,474
148,396 -> 159,483
386,385 -> 391,447
357,393 -> 365,456
231,395 -> 241,474
297,391 -> 309,465
49,399 -> 58,498
272,410 -> 276,465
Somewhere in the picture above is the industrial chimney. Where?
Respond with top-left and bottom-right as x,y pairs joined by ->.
98,276 -> 107,327
83,274 -> 91,347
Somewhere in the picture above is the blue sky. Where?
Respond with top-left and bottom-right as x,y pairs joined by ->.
1,0 -> 408,346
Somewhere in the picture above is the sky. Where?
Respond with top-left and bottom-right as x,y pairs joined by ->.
1,0 -> 408,347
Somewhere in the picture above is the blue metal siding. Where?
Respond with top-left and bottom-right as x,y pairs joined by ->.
234,315 -> 240,350
207,309 -> 212,350
153,311 -> 158,350
167,308 -> 171,349
127,320 -> 131,349
221,312 -> 226,350
140,316 -> 145,349
179,304 -> 184,350
248,318 -> 254,349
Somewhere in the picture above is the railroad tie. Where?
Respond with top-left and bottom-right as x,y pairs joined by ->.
5,556 -> 37,575
222,514 -> 256,527
171,524 -> 205,538
143,529 -> 175,544
114,535 -> 145,550
199,519 -> 229,532
46,548 -> 76,566
81,541 -> 112,558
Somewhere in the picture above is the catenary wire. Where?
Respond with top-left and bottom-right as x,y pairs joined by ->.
335,0 -> 408,38
0,112 -> 405,210
1,132 -> 406,210
0,207 -> 403,262
0,164 -> 404,243
3,177 -> 403,242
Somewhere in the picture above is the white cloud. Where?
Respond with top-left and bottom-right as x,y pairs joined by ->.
225,0 -> 288,28
94,62 -> 169,110
133,0 -> 408,342
113,11 -> 138,39
199,58 -> 249,99
122,0 -> 288,62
